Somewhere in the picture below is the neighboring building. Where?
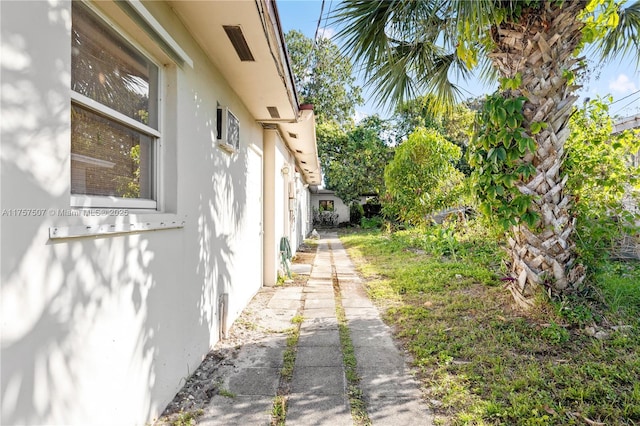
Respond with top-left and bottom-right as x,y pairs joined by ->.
613,113 -> 640,169
0,1 -> 320,425
310,188 -> 382,226
613,114 -> 640,259
310,188 -> 351,226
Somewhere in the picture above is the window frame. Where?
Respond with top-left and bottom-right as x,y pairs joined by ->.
319,200 -> 334,212
70,2 -> 163,211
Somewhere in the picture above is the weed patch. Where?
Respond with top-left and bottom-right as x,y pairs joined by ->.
270,312 -> 302,425
331,262 -> 371,426
340,223 -> 640,425
169,409 -> 203,426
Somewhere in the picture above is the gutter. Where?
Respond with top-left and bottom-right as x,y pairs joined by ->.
255,0 -> 301,120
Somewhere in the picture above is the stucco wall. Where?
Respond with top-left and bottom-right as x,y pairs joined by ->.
0,1 -> 269,425
311,192 -> 350,225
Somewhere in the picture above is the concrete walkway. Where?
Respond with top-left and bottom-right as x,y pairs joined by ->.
199,232 -> 433,425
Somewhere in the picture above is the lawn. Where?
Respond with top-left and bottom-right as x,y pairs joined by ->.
340,219 -> 640,425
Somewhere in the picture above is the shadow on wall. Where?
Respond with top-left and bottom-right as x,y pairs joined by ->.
1,1 -> 251,425
191,82 -> 250,346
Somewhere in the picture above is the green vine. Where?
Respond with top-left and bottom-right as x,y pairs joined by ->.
469,85 -> 543,230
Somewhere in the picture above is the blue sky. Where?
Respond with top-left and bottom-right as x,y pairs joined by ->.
277,0 -> 640,120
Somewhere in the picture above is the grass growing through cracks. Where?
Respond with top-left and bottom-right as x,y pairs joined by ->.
271,314 -> 303,425
340,218 -> 640,425
332,266 -> 371,426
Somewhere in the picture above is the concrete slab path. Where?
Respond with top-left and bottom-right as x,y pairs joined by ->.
199,232 -> 433,425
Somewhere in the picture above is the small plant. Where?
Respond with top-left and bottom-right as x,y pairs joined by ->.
171,409 -> 203,426
540,322 -> 570,345
271,395 -> 287,425
361,216 -> 383,229
218,388 -> 236,398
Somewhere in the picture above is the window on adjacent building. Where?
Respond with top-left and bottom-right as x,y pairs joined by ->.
71,2 -> 160,209
319,200 -> 334,212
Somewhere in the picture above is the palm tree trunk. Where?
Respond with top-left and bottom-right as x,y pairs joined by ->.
488,1 -> 587,307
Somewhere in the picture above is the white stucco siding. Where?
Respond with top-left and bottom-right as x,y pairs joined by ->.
1,1 -> 266,425
311,192 -> 350,225
274,136 -> 291,266
291,173 -> 313,249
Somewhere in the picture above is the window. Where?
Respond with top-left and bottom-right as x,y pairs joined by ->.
71,3 -> 159,209
319,200 -> 334,212
216,104 -> 240,152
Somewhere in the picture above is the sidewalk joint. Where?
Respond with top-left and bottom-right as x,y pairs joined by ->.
330,240 -> 372,426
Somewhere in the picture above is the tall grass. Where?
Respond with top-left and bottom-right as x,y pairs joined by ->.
340,218 -> 640,425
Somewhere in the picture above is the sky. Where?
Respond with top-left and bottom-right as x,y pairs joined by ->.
276,0 -> 640,121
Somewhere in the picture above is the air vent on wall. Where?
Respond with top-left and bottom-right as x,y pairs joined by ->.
267,106 -> 280,118
223,25 -> 255,61
288,132 -> 298,139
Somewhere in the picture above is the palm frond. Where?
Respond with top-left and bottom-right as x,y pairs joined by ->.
333,0 -> 500,113
597,0 -> 640,66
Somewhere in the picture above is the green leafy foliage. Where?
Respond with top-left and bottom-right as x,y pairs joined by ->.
578,0 -> 621,50
361,216 -> 384,229
285,30 -> 363,125
349,202 -> 364,225
319,116 -> 392,204
383,128 -> 466,225
468,93 -> 539,229
565,97 -> 640,269
394,95 -> 476,175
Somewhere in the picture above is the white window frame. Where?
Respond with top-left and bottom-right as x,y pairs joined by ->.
70,2 -> 163,211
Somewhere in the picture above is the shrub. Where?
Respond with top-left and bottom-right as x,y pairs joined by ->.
383,127 -> 466,225
350,202 -> 364,225
361,216 -> 384,229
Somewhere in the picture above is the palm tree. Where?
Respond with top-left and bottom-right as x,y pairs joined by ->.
335,0 -> 640,307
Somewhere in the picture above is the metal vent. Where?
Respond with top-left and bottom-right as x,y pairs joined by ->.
223,25 -> 255,61
262,123 -> 277,130
267,106 -> 280,118
288,132 -> 298,139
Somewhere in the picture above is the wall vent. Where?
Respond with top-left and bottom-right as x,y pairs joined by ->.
267,106 -> 280,118
288,132 -> 298,139
223,25 -> 255,61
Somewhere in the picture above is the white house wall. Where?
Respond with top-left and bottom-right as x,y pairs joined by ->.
0,1 -> 275,425
292,173 -> 313,249
311,193 -> 351,225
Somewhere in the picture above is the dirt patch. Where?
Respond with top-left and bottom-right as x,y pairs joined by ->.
292,251 -> 315,265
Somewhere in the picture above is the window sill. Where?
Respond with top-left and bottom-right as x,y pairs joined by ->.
49,216 -> 185,240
